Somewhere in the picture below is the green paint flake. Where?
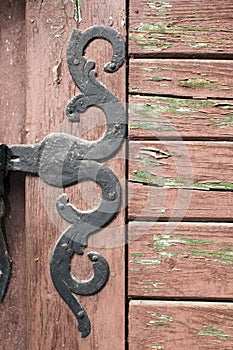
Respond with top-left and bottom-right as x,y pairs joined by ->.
130,170 -> 233,191
137,156 -> 165,168
130,252 -> 145,258
71,0 -> 82,22
145,76 -> 172,82
129,99 -> 222,120
152,312 -> 174,322
210,115 -> 233,128
147,1 -> 173,10
129,121 -> 173,132
136,259 -> 161,266
196,326 -> 231,341
190,248 -> 233,264
131,22 -> 214,51
153,233 -> 213,252
178,78 -> 225,90
150,321 -> 170,327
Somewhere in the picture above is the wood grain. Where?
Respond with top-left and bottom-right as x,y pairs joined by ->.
129,141 -> 233,187
129,0 -> 233,56
129,300 -> 233,350
128,140 -> 233,220
0,1 -> 26,349
129,59 -> 233,98
129,222 -> 233,298
25,1 -> 125,349
129,95 -> 233,140
129,182 -> 233,221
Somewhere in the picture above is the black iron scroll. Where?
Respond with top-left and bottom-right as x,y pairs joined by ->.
1,26 -> 125,338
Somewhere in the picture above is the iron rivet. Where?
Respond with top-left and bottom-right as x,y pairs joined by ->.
58,203 -> 64,210
91,255 -> 98,262
78,310 -> 84,318
73,58 -> 79,65
110,62 -> 116,70
108,191 -> 116,201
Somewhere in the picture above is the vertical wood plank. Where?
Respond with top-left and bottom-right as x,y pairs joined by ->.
25,1 -> 125,349
0,1 -> 26,349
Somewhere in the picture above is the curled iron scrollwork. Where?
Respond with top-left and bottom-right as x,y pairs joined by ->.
49,26 -> 125,338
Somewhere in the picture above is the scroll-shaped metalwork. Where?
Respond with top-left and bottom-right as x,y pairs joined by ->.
50,26 -> 125,338
0,144 -> 11,302
1,25 -> 125,338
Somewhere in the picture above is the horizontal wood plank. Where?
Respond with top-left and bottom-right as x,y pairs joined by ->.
129,59 -> 233,98
129,141 -> 233,221
129,141 -> 233,188
129,300 -> 233,350
129,182 -> 233,221
129,222 -> 233,298
129,95 -> 233,140
129,0 -> 233,55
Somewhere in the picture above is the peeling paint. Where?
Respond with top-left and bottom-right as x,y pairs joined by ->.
71,0 -> 82,22
145,76 -> 172,82
135,156 -> 165,168
130,99 -> 233,130
178,78 -> 226,90
153,233 -> 214,252
190,248 -> 233,264
130,22 -> 217,51
129,121 -> 173,132
140,148 -> 171,159
145,312 -> 174,328
196,326 -> 231,341
151,346 -> 165,350
131,252 -> 145,258
130,170 -> 233,191
130,252 -> 161,267
147,1 -> 172,10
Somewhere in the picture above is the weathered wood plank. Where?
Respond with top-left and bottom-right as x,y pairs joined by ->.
25,1 -> 125,349
129,0 -> 233,55
129,141 -> 233,189
129,222 -> 233,298
129,300 -> 233,350
129,95 -> 233,140
129,182 -> 233,221
0,1 -> 26,349
129,59 -> 233,98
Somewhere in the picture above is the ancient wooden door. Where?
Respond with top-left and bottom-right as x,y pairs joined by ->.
0,1 -> 125,349
1,1 -> 233,350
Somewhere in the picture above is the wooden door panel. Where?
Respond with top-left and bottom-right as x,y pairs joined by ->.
0,1 -> 126,349
129,59 -> 233,98
129,222 -> 233,298
25,1 -> 125,349
129,95 -> 233,140
0,1 -> 27,349
129,0 -> 233,55
129,300 -> 233,350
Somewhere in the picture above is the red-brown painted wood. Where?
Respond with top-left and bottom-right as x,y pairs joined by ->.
129,222 -> 233,298
25,1 -> 125,349
129,141 -> 233,186
0,1 -> 26,349
129,59 -> 233,98
129,300 -> 233,350
129,0 -> 233,55
128,140 -> 233,221
129,182 -> 233,221
129,95 -> 233,140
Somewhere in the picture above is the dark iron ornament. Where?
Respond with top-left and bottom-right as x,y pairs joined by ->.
0,26 -> 125,337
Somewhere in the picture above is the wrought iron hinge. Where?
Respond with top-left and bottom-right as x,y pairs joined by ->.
0,25 -> 125,338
